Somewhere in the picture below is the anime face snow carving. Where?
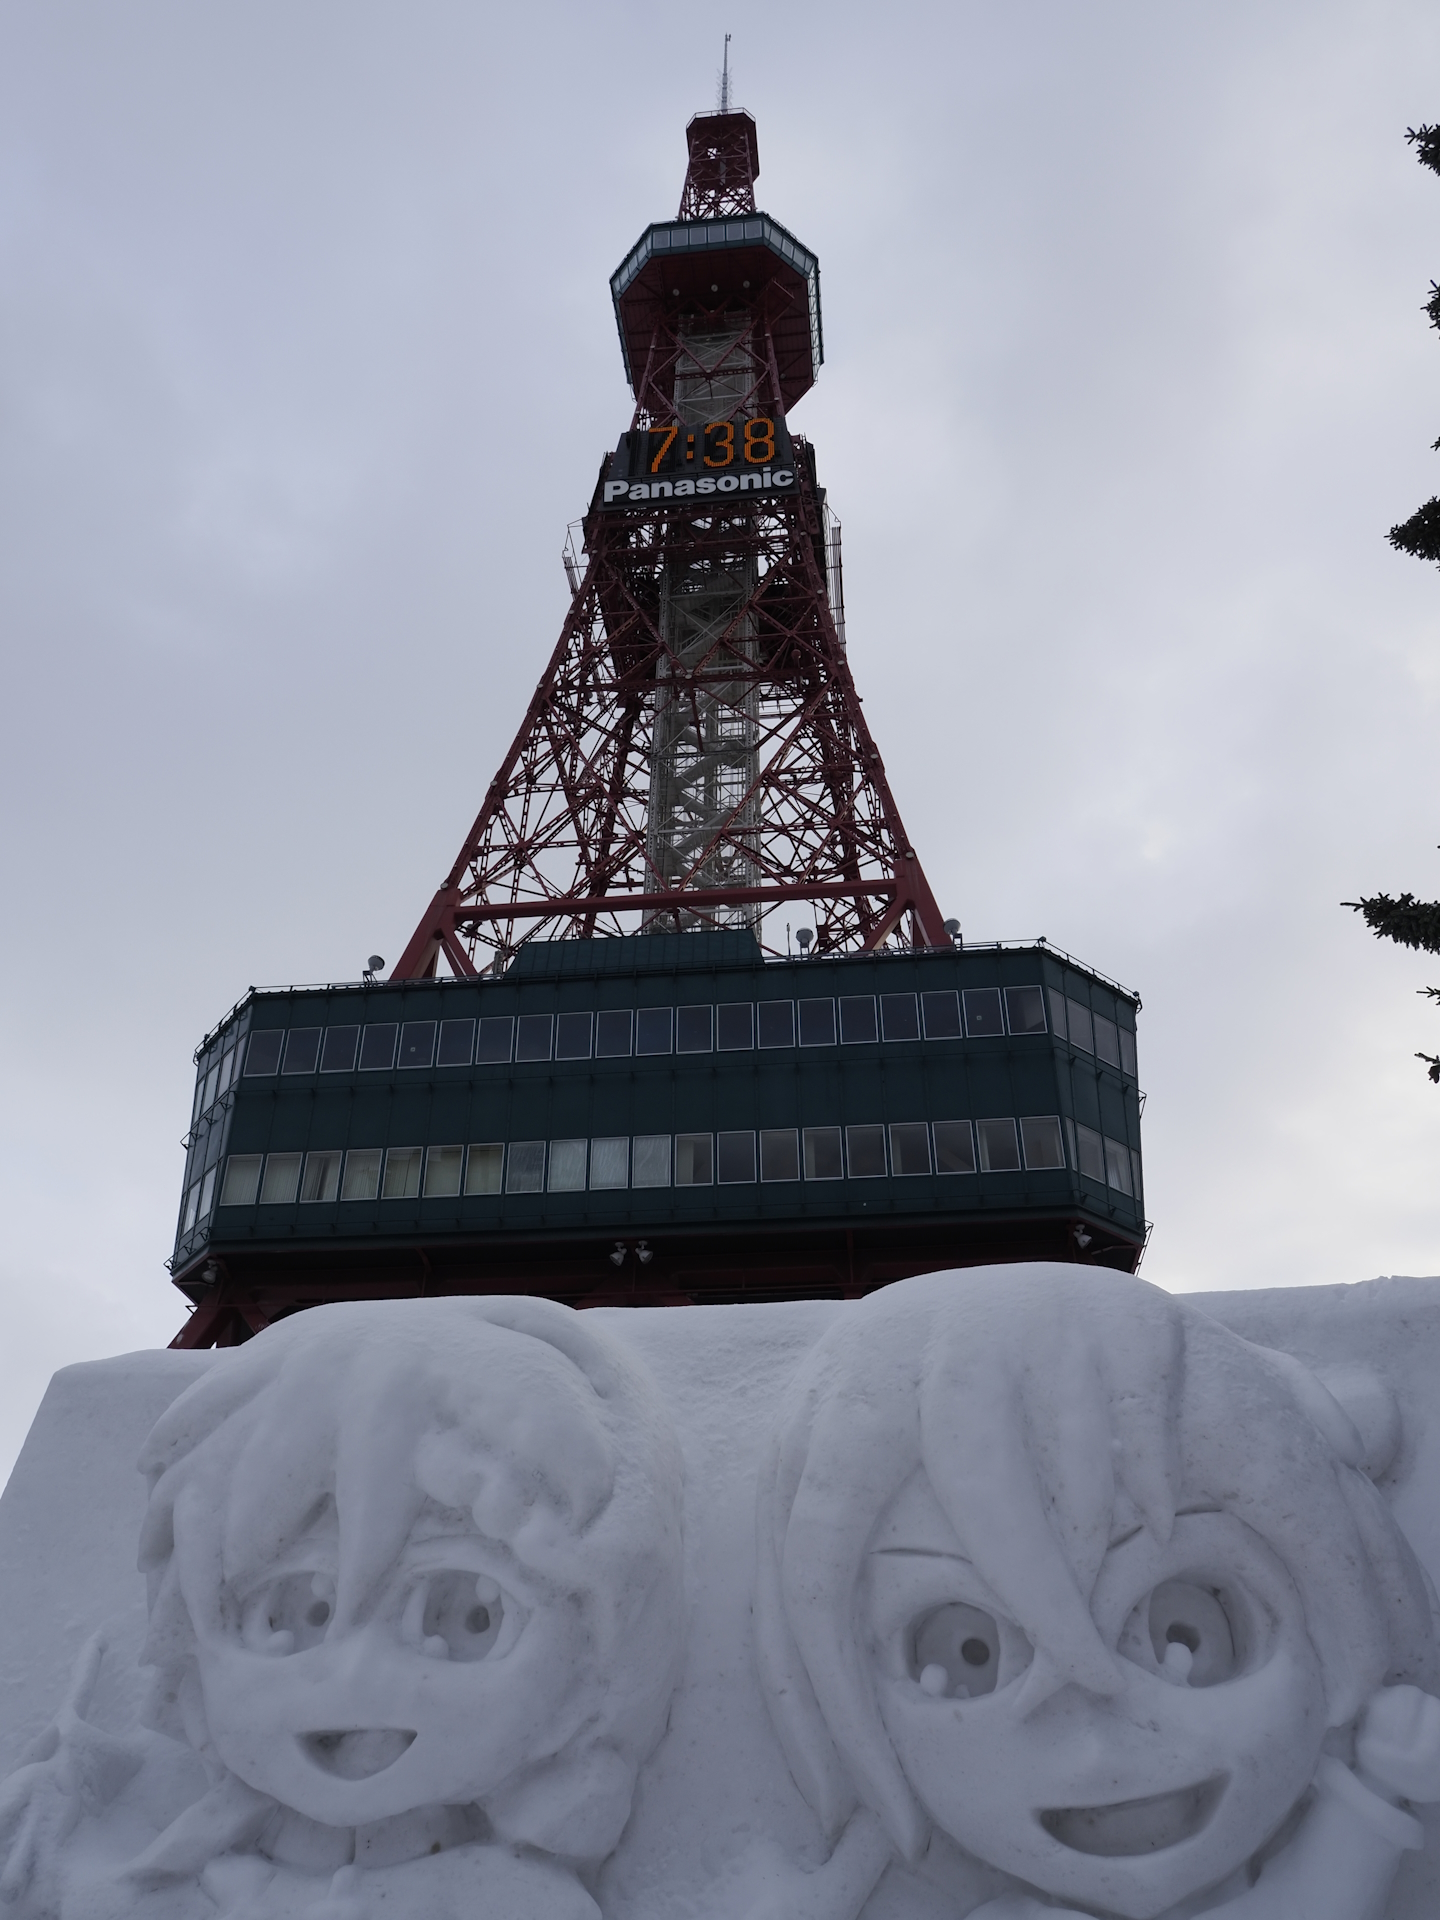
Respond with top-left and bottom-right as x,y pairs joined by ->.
6,1295 -> 685,1920
753,1266 -> 1440,1920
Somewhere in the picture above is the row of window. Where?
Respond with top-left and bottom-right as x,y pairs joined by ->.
179,1115 -> 1140,1235
234,985 -> 1046,1082
196,983 -> 1135,1117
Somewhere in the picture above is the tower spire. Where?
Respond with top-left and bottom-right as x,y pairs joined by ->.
391,114 -> 947,981
719,32 -> 731,112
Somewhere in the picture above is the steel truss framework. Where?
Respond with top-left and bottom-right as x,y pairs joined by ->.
393,117 -> 947,981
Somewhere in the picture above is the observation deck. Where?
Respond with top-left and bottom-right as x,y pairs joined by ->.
170,933 -> 1145,1345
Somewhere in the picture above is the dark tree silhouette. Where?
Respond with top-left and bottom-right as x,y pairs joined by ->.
1345,878 -> 1440,1082
1387,125 -> 1440,564
1358,130 -> 1440,1081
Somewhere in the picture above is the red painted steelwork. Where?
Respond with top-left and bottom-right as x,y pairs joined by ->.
678,110 -> 760,220
393,115 -> 946,981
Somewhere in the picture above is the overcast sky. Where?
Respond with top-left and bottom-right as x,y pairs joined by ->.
3,1 -> 1439,1487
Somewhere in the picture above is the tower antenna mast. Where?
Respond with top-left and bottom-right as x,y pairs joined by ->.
719,33 -> 731,112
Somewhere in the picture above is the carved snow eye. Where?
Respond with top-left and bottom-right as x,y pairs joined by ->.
241,1571 -> 335,1655
401,1571 -> 506,1662
1123,1578 -> 1241,1686
910,1601 -> 1007,1698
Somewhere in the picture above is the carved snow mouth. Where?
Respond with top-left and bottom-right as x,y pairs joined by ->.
1040,1774 -> 1225,1856
300,1729 -> 417,1780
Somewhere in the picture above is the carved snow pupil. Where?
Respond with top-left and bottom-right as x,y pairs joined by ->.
912,1601 -> 1010,1698
417,1572 -> 504,1661
1145,1580 -> 1238,1686
306,1601 -> 330,1629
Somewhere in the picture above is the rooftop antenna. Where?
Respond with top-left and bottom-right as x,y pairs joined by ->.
719,33 -> 732,112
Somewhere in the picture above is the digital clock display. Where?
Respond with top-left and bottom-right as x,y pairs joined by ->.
600,415 -> 798,509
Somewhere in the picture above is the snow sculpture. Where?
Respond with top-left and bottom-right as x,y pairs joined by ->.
0,1295 -> 684,1920
753,1265 -> 1440,1920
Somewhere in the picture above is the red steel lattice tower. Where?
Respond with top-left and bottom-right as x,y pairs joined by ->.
393,108 -> 948,983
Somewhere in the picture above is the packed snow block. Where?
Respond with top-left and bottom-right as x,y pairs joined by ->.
0,1271 -> 1438,1920
0,1349 -> 217,1776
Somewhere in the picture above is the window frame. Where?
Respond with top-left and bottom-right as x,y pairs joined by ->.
932,1119 -> 977,1175
845,1124 -> 887,1179
320,1025 -> 360,1073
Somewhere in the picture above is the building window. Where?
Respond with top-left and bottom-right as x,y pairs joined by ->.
632,1135 -> 671,1188
197,1166 -> 218,1219
505,1142 -> 546,1193
797,998 -> 836,1047
717,1131 -> 756,1183
476,1017 -> 514,1064
1005,986 -> 1047,1036
636,1007 -> 674,1056
760,1129 -> 800,1181
548,1140 -> 588,1191
259,1153 -> 303,1204
889,1122 -> 932,1176
716,1002 -> 754,1051
921,991 -> 961,1040
1065,998 -> 1094,1054
359,1024 -> 399,1071
382,1147 -> 423,1200
595,1010 -> 633,1057
437,1019 -> 475,1067
218,1047 -> 238,1096
320,1026 -> 360,1073
932,1120 -> 976,1174
1104,1136 -> 1134,1196
181,1181 -> 201,1233
282,1028 -> 322,1075
1020,1116 -> 1065,1170
341,1148 -> 382,1201
880,993 -> 919,1041
555,1012 -> 594,1061
675,1133 -> 714,1186
219,1155 -> 263,1207
1075,1123 -> 1106,1183
962,988 -> 1004,1037
845,1125 -> 887,1178
463,1144 -> 503,1196
1093,1015 -> 1121,1070
515,1015 -> 553,1063
398,1021 -> 437,1069
676,1005 -> 713,1053
300,1151 -> 342,1203
1048,989 -> 1068,1042
423,1146 -> 464,1198
1119,1027 -> 1138,1078
589,1137 -> 629,1189
244,1030 -> 284,1077
1130,1147 -> 1143,1198
976,1119 -> 1020,1172
803,1126 -> 843,1180
838,995 -> 877,1044
757,1000 -> 795,1048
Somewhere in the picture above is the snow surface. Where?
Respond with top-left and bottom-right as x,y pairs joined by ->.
1,1271 -> 1439,1920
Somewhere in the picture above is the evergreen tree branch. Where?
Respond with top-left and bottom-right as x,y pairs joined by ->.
1342,893 -> 1440,954
1387,498 -> 1440,564
1406,124 -> 1440,175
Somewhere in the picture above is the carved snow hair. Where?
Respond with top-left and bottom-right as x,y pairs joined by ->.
134,1295 -> 684,1859
754,1265 -> 1438,1863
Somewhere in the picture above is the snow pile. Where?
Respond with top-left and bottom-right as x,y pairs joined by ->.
2,1268 -> 1439,1919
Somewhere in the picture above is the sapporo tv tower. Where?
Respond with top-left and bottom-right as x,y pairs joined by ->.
167,90 -> 1147,1348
